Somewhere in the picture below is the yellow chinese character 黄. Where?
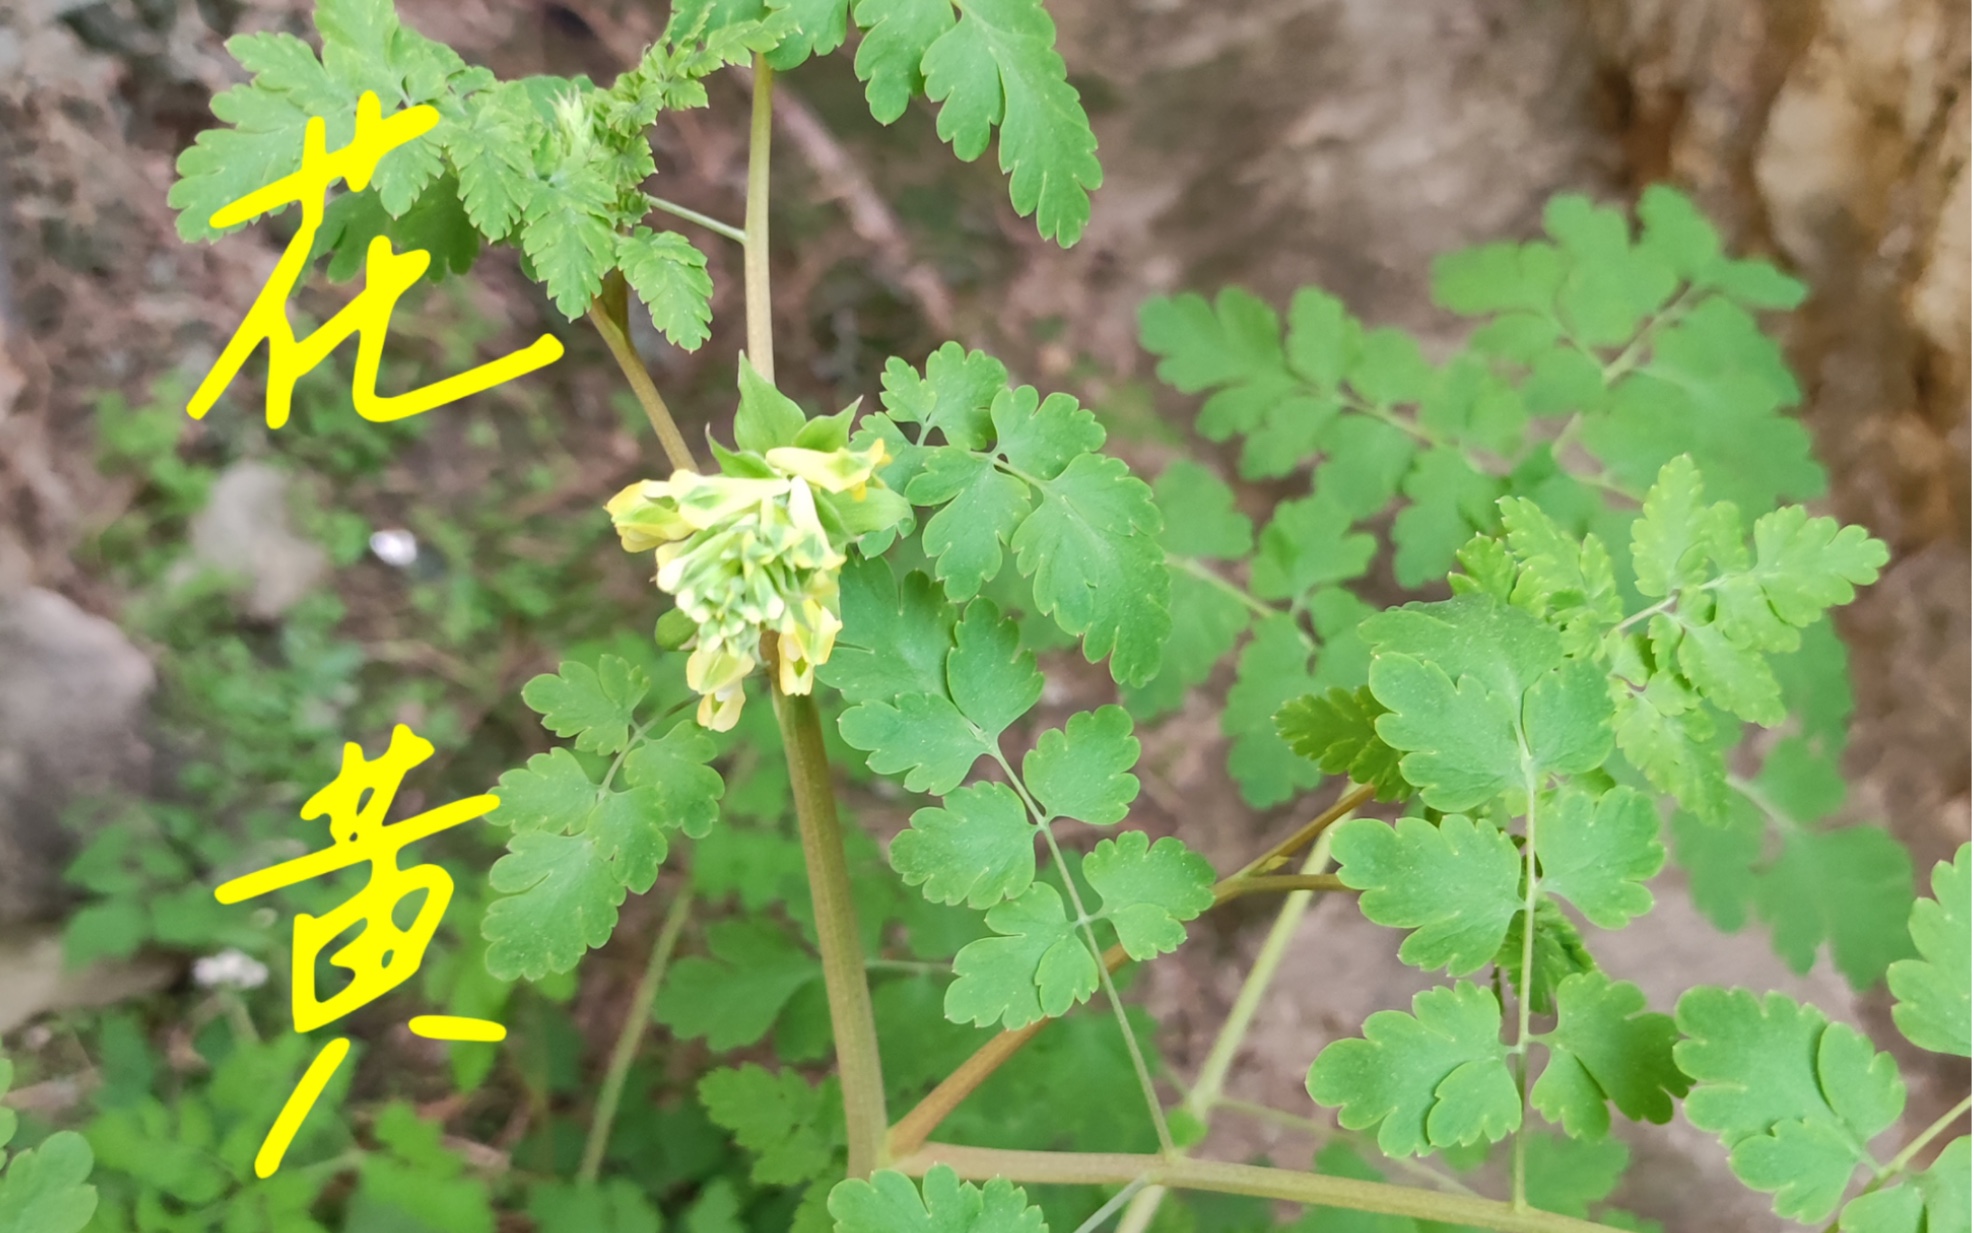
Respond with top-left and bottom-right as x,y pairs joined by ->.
214,724 -> 505,1177
188,90 -> 563,429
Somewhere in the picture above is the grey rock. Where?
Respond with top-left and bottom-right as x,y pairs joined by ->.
0,587 -> 154,922
179,460 -> 328,620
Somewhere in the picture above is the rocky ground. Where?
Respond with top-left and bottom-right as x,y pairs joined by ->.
0,0 -> 1966,1227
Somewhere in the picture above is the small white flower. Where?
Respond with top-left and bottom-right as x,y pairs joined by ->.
193,948 -> 269,991
369,528 -> 419,568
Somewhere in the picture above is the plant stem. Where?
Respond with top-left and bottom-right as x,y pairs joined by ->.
1211,1098 -> 1479,1196
1073,1177 -> 1154,1233
578,889 -> 693,1184
741,47 -> 888,1179
1877,1094 -> 1972,1180
895,1143 -> 1627,1233
1511,761 -> 1542,1210
1118,837 -> 1341,1233
889,782 -> 1376,1156
1814,1094 -> 1973,1233
1226,782 -> 1377,884
647,195 -> 747,245
1167,555 -> 1311,647
774,687 -> 889,1176
993,742 -> 1174,1155
589,274 -> 697,473
1213,873 -> 1350,901
744,56 -> 776,383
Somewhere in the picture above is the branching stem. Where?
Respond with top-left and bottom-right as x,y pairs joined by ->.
896,1143 -> 1627,1233
995,747 -> 1176,1155
578,889 -> 693,1184
1118,836 -> 1342,1233
589,275 -> 697,472
888,782 -> 1377,1156
647,194 -> 747,245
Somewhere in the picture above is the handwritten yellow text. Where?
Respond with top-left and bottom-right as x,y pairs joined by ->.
215,724 -> 503,1177
188,90 -> 562,428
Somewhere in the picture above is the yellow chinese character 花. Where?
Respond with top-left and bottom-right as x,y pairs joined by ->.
214,724 -> 504,1177
188,90 -> 562,428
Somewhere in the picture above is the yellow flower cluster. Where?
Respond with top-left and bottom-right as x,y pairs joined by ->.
605,441 -> 889,731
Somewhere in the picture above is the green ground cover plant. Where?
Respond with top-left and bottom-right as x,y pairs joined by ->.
2,1 -> 1967,1231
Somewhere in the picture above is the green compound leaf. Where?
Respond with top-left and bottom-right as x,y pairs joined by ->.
1629,455 -> 1744,599
489,747 -> 598,832
1888,844 -> 1971,1057
910,451 -> 1034,600
1532,973 -> 1688,1140
699,1064 -> 839,1186
946,599 -> 1043,743
521,656 -> 650,755
840,692 -> 991,795
911,0 -> 1101,246
1013,451 -> 1171,687
1612,686 -> 1731,822
1539,786 -> 1663,930
1275,686 -> 1410,803
1838,1137 -> 1969,1233
1495,897 -> 1598,1019
880,342 -> 1006,450
622,725 -> 725,838
657,920 -> 820,1050
891,782 -> 1036,910
1083,831 -> 1215,961
1154,460 -> 1254,560
528,1179 -> 662,1233
484,826 -> 669,981
1307,981 -> 1520,1158
483,722 -> 721,979
763,0 -> 853,69
1021,705 -> 1141,826
1330,814 -> 1521,976
521,167 -> 620,319
826,1166 -> 1048,1233
1521,658 -> 1616,778
1756,824 -> 1916,992
1676,987 -> 1907,1223
1224,615 -> 1322,808
1125,566 -> 1249,719
1250,494 -> 1377,603
1363,595 -> 1566,812
616,227 -> 713,351
0,1131 -> 97,1233
823,559 -> 958,704
991,386 -> 1105,479
946,884 -> 1096,1030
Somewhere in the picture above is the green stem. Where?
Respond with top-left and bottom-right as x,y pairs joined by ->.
647,195 -> 747,245
1213,873 -> 1350,901
742,48 -> 888,1179
774,689 -> 890,1177
1072,1177 -> 1154,1233
578,889 -> 694,1184
896,1143 -> 1627,1233
1167,555 -> 1313,648
1030,787 -> 1177,1155
1815,1094 -> 1973,1233
1511,761 -> 1542,1210
589,276 -> 697,472
744,57 -> 776,383
1212,1098 -> 1479,1196
1876,1094 -> 1972,1181
1119,836 -> 1342,1233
